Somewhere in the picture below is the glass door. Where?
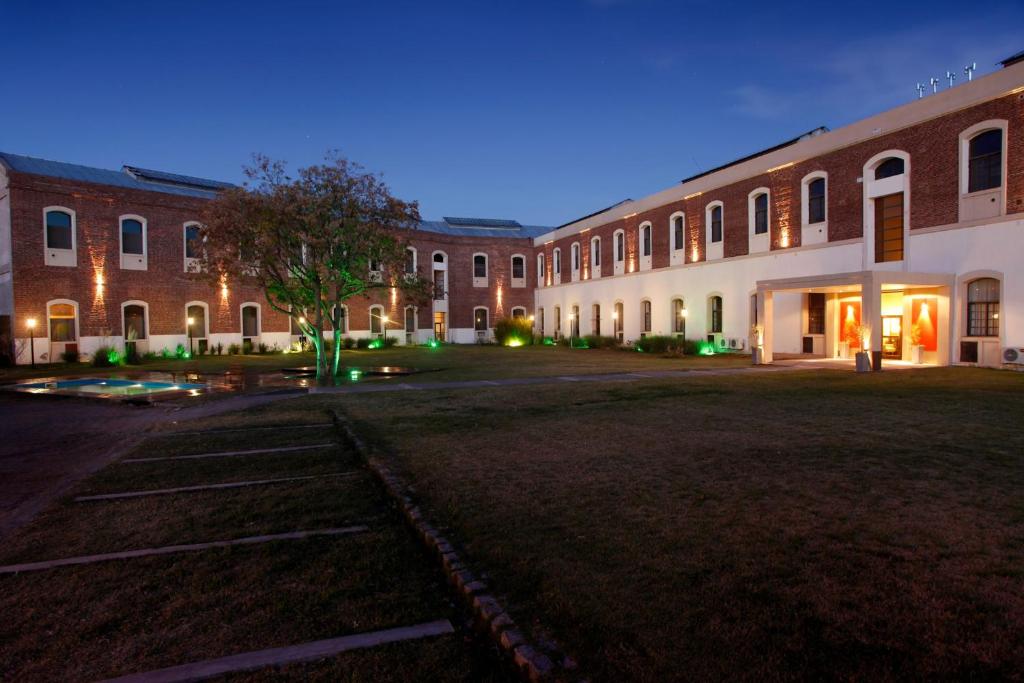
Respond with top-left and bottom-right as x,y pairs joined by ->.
881,315 -> 902,359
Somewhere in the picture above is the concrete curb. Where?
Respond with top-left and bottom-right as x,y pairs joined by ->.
328,408 -> 574,683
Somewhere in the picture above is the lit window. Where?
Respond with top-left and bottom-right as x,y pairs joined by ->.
874,193 -> 904,263
474,307 -> 489,331
968,129 -> 1002,192
48,302 -> 76,342
187,304 -> 207,339
45,210 -> 73,250
966,278 -> 999,337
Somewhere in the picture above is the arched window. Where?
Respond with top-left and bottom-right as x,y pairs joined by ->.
615,231 -> 624,262
123,304 -> 147,340
571,242 -> 580,271
640,224 -> 651,257
184,222 -> 202,271
710,205 -> 723,242
570,305 -> 580,337
613,302 -> 624,342
642,300 -> 652,334
186,303 -> 208,339
537,253 -> 545,286
474,307 -> 489,331
672,298 -> 686,334
966,278 -> 999,337
710,296 -> 723,333
433,252 -> 445,263
672,214 -> 685,251
554,305 -> 561,336
369,305 -> 384,335
968,129 -> 1003,192
405,247 -> 417,274
591,237 -> 601,267
512,254 -> 525,279
473,253 -> 487,278
553,248 -> 561,274
404,306 -> 417,332
753,193 -> 768,234
874,157 -> 905,179
45,209 -> 73,250
120,218 -> 144,255
592,303 -> 601,336
511,307 -> 526,319
48,302 -> 77,342
241,304 -> 260,340
808,178 -> 826,223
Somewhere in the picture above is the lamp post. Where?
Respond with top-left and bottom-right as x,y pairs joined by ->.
187,316 -> 194,357
26,317 -> 37,369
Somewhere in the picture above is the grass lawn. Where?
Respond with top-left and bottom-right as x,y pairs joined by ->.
328,366 -> 1024,681
0,344 -> 751,386
0,405 -> 507,681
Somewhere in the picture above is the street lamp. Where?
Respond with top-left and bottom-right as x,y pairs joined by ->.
187,316 -> 195,357
26,318 -> 37,369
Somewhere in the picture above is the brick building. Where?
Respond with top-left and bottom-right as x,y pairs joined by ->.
2,53 -> 1023,367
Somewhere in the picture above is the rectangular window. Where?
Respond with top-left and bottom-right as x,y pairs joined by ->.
642,228 -> 651,256
593,241 -> 601,266
808,178 -> 825,223
615,234 -> 624,261
967,302 -> 999,336
46,211 -> 73,250
512,257 -> 524,279
673,217 -> 684,250
642,301 -> 651,332
968,130 -> 1002,193
185,225 -> 201,259
121,219 -> 144,255
874,193 -> 904,263
710,207 -> 722,243
474,256 -> 486,278
807,293 -> 825,335
754,195 -> 768,234
242,306 -> 259,337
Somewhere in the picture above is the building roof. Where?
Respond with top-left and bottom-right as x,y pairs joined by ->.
419,217 -> 551,239
557,199 -> 634,229
1000,49 -> 1024,68
0,152 -> 231,199
680,127 -> 829,184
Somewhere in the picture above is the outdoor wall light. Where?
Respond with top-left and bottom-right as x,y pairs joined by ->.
26,317 -> 37,369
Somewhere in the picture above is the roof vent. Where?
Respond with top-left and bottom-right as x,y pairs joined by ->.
442,217 -> 521,228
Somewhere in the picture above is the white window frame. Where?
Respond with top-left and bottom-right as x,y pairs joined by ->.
862,149 -> 910,270
404,304 -> 418,337
184,221 -> 203,272
613,229 -> 625,275
369,304 -> 385,336
571,241 -> 581,281
472,252 -> 488,287
118,214 -> 148,270
638,222 -> 652,271
405,246 -> 418,277
747,188 -> 770,254
537,252 -> 546,287
705,201 -> 724,260
553,247 -> 562,285
120,300 -> 150,342
590,236 -> 602,278
669,211 -> 686,266
958,119 -> 1008,222
240,302 -> 262,341
473,306 -> 490,339
43,206 -> 77,267
185,301 -> 210,340
511,253 -> 526,288
46,297 -> 80,344
801,171 -> 828,246
641,298 -> 652,335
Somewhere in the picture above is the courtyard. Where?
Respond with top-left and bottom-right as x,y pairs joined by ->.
2,349 -> 1022,680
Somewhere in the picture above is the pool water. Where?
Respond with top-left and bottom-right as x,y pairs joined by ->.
10,378 -> 206,398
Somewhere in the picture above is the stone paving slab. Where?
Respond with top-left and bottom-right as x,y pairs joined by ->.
0,527 -> 369,574
74,472 -> 359,502
102,619 -> 455,683
121,443 -> 336,464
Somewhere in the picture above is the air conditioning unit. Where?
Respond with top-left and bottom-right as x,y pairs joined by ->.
718,335 -> 728,350
1002,347 -> 1024,364
475,329 -> 487,343
728,338 -> 746,350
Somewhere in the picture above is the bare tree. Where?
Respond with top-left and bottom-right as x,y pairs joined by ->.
200,153 -> 430,378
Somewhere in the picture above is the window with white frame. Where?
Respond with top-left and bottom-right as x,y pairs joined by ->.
613,302 -> 623,341
512,254 -> 525,280
44,207 -> 76,267
640,224 -> 651,256
672,298 -> 686,334
968,129 -> 1003,192
614,230 -> 624,262
120,216 -> 147,270
511,306 -> 526,319
184,222 -> 202,271
472,253 -> 488,287
369,305 -> 384,335
591,237 -> 601,267
405,247 -> 417,275
966,278 -> 999,337
571,242 -> 580,273
807,177 -> 826,224
474,307 -> 489,332
709,295 -> 723,333
592,303 -> 601,335
537,253 -> 546,286
752,192 -> 768,235
241,304 -> 260,340
553,248 -> 561,274
641,300 -> 652,334
708,204 -> 723,243
672,214 -> 685,250
405,305 -> 417,333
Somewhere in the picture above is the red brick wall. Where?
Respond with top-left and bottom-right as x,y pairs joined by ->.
7,173 -> 537,339
535,92 -> 1023,269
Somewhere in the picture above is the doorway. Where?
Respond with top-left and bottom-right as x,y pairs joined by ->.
433,312 -> 446,342
881,315 -> 902,359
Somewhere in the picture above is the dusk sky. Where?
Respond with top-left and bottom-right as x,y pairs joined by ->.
3,0 -> 1021,226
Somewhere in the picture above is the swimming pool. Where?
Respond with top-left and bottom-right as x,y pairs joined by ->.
6,377 -> 207,399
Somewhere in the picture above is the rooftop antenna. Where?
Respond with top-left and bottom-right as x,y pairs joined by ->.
964,62 -> 976,81
915,82 -> 926,99
946,70 -> 957,87
929,77 -> 940,93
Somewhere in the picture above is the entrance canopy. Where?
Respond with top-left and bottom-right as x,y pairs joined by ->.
754,270 -> 955,368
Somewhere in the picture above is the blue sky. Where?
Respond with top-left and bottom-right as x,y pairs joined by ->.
2,0 -> 1021,226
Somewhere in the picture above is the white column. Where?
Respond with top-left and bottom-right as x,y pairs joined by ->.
756,290 -> 773,364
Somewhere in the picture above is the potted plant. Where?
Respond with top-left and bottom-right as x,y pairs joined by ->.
854,323 -> 872,372
910,322 -> 925,364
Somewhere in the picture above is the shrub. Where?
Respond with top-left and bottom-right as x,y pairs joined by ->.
356,338 -> 371,349
215,342 -> 224,356
257,342 -> 268,354
382,336 -> 398,348
92,345 -> 120,367
633,335 -> 688,354
582,335 -> 619,349
124,343 -> 141,365
142,351 -> 158,361
343,337 -> 355,349
493,317 -> 535,346
228,343 -> 240,355
175,343 -> 188,359
61,348 -> 80,363
242,340 -> 253,354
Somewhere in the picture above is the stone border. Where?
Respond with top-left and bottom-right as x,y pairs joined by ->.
329,409 -> 577,682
